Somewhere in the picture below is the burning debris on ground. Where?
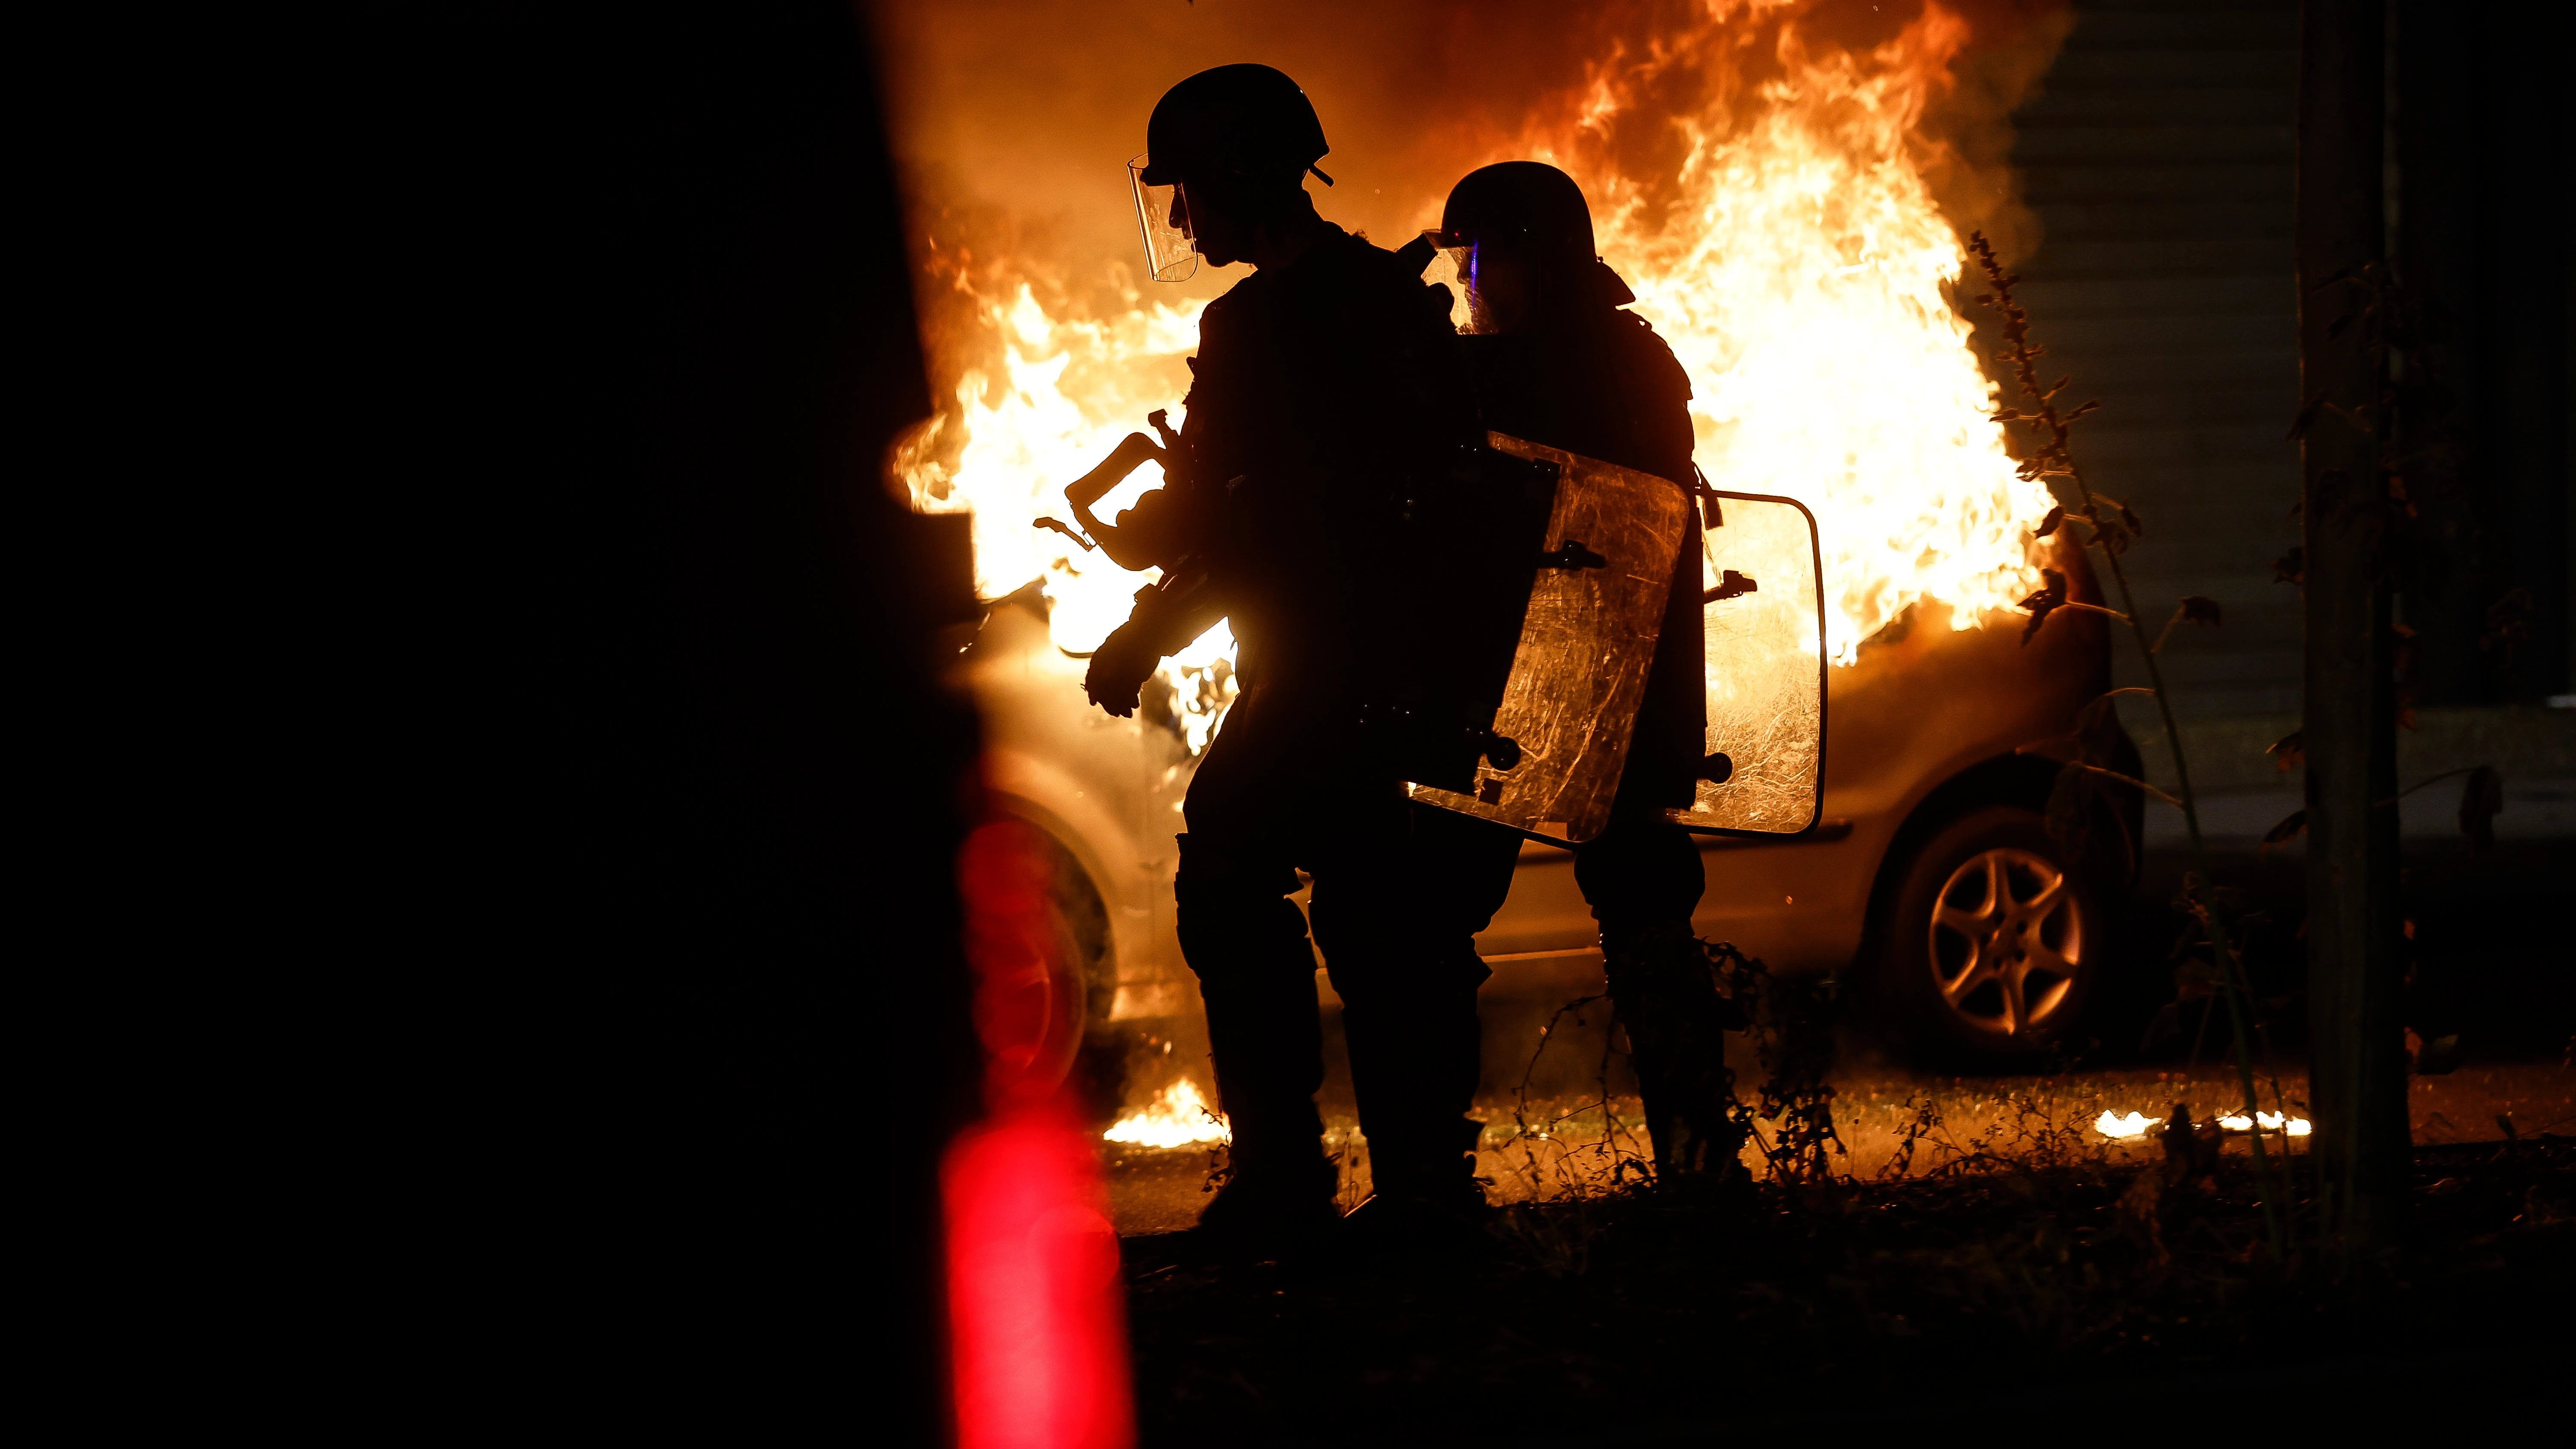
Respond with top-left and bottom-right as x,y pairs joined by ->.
1100,932 -> 2572,1429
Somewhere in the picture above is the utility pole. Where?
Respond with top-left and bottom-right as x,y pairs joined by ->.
2297,0 -> 2408,1249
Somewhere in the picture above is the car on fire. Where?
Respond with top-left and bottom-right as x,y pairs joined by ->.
963,532 -> 2140,1098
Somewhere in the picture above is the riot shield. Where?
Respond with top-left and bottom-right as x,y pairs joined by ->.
1359,439 -> 1562,793
1667,491 -> 1825,835
1407,433 -> 1690,844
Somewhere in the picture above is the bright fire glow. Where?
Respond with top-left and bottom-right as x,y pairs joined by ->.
900,0 -> 2054,720
2096,1108 -> 2312,1139
2220,1112 -> 2312,1136
1101,1078 -> 1229,1149
1547,1 -> 2056,663
899,279 -> 1237,750
2095,1110 -> 2160,1140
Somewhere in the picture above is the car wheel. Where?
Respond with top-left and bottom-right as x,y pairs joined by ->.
1876,804 -> 2109,1069
969,819 -> 1103,1095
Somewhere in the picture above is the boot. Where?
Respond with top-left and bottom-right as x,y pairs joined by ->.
1606,925 -> 1749,1181
1187,1149 -> 1339,1258
1340,1118 -> 1489,1249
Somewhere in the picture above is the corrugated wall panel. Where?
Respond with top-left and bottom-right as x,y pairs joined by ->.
2005,0 -> 2305,719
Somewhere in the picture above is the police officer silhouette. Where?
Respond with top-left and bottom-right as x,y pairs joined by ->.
1431,161 -> 1749,1181
1081,65 -> 1494,1249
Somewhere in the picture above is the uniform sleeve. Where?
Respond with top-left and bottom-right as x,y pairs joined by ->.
1177,292 -> 1245,495
1626,319 -> 1700,487
1354,264 -> 1479,455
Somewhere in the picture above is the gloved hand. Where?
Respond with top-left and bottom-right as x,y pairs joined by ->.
1112,487 -> 1180,562
1084,621 -> 1163,718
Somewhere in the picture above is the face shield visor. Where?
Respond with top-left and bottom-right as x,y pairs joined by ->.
1427,229 -> 1535,335
1129,155 -> 1197,283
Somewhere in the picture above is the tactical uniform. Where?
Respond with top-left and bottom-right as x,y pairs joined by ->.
1438,163 -> 1747,1177
1107,221 -> 1492,1225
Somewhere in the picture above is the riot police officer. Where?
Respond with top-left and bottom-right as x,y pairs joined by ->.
1080,65 -> 1491,1248
1434,161 -> 1748,1179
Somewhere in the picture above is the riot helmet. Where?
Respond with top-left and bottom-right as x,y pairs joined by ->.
1431,161 -> 1634,332
1130,64 -> 1333,282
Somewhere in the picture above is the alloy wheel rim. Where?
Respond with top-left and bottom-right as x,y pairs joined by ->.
1925,846 -> 2082,1037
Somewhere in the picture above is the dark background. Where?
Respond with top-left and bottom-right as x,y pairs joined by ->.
2005,0 -> 2568,719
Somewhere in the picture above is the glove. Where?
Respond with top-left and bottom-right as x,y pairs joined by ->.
1084,621 -> 1163,718
1111,487 -> 1181,564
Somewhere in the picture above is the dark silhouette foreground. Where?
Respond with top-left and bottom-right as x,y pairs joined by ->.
1124,1136 -> 2571,1443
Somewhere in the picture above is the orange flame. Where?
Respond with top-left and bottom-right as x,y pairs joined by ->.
901,0 -> 2052,697
1101,1078 -> 1229,1149
2096,1108 -> 2312,1139
2095,1110 -> 2159,1140
1528,0 -> 2054,662
900,273 -> 1236,747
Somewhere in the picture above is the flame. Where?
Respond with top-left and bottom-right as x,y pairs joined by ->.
902,0 -> 2052,719
1101,1078 -> 1229,1149
1532,1 -> 2055,663
2097,1108 -> 2312,1139
900,276 -> 1238,750
2219,1112 -> 2312,1136
2095,1110 -> 2160,1140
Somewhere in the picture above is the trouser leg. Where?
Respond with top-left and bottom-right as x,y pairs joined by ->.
1572,815 -> 1705,943
1575,818 -> 1745,1177
1173,830 -> 1327,1171
1307,803 -> 1507,1196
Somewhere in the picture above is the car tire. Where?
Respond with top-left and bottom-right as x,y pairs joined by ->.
971,819 -> 1104,1096
1874,804 -> 2112,1070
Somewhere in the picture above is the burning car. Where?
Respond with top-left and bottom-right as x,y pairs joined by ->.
961,526 -> 2136,1109
1471,532 -> 2139,1067
895,2 -> 2143,1103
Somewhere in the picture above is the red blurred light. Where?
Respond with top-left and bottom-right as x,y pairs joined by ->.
943,1106 -> 1133,1449
947,815 -> 1133,1449
957,817 -> 1079,1105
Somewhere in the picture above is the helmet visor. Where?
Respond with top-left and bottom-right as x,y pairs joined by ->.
1129,155 -> 1197,283
1452,235 -> 1532,335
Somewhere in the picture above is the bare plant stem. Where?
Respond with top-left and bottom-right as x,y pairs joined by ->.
2150,602 -> 2192,656
1971,233 -> 2289,1259
2060,761 -> 2184,810
2058,600 -> 2132,623
2081,524 -> 2287,1259
2186,893 -> 2302,1251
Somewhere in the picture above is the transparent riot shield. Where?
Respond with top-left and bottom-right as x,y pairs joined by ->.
1407,434 -> 1690,844
1667,491 -> 1826,835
